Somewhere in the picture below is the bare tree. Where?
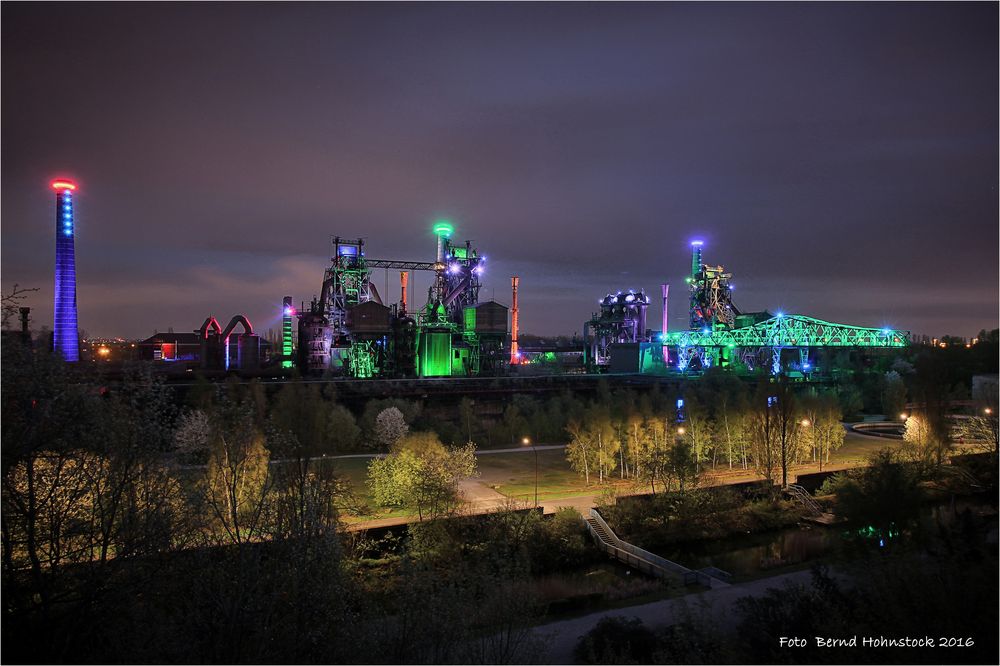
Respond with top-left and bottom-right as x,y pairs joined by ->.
1,283 -> 39,329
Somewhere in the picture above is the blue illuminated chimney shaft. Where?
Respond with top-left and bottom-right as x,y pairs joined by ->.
52,179 -> 79,362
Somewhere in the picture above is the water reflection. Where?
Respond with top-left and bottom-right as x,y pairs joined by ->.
653,497 -> 995,579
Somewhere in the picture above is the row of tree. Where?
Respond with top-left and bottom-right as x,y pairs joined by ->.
564,378 -> 847,490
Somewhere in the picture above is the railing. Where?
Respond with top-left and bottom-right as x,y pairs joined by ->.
850,422 -> 905,439
784,484 -> 823,515
583,509 -> 728,588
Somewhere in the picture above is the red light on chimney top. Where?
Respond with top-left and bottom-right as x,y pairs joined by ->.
51,180 -> 77,191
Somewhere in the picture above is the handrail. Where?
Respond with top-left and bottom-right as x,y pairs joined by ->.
784,484 -> 822,515
583,509 -> 728,587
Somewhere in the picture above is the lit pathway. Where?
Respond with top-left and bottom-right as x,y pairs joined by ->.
532,568 -> 818,663
281,443 -> 566,462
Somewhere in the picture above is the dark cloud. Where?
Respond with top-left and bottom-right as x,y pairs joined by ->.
3,2 -> 996,339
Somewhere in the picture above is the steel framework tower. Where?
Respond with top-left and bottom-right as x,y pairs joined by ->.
687,240 -> 739,331
51,179 -> 79,362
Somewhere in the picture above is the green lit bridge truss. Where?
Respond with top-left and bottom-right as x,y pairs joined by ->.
661,314 -> 909,374
663,314 -> 908,349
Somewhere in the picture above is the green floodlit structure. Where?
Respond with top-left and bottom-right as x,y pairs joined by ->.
590,240 -> 911,376
663,313 -> 909,375
297,222 -> 508,378
660,241 -> 910,376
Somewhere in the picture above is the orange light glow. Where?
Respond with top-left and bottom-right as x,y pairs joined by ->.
97,347 -> 110,356
51,180 -> 77,191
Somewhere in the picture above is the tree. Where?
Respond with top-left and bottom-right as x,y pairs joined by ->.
203,400 -> 273,545
589,408 -> 619,484
880,370 -> 907,419
359,398 -> 420,447
1,283 -> 39,329
669,433 -> 700,493
902,412 -> 949,464
565,419 -> 595,485
683,395 -> 715,471
826,448 -> 924,532
715,381 -> 749,469
367,432 -> 477,520
772,379 -> 801,487
956,413 -> 999,456
812,395 -> 846,469
326,404 -> 361,453
174,409 -> 211,463
574,617 -> 659,664
747,384 -> 779,489
375,407 -> 409,449
270,381 -> 330,456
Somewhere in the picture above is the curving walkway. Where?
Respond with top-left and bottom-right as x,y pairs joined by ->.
533,568 -> 817,663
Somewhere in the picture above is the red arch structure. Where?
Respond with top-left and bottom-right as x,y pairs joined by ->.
196,314 -> 256,370
221,315 -> 254,371
221,314 -> 253,339
197,316 -> 222,339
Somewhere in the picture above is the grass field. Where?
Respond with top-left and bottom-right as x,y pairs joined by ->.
477,448 -> 602,502
326,430 -> 907,521
324,457 -> 416,523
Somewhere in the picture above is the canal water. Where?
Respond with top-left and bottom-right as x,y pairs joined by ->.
652,496 -> 995,581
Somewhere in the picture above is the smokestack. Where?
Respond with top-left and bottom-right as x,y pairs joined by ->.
510,276 -> 519,364
661,284 -> 669,364
281,296 -> 294,369
690,240 -> 703,277
400,271 -> 409,313
51,178 -> 79,362
432,220 -> 453,264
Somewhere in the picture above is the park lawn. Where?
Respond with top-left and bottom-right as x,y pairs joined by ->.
477,448 -> 604,502
325,457 -> 417,523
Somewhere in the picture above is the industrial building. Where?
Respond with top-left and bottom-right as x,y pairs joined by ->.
296,222 -> 509,378
138,315 -> 272,371
585,240 -> 909,376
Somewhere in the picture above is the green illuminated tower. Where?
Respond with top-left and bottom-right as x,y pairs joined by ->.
281,296 -> 294,368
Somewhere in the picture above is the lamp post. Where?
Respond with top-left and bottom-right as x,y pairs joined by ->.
523,437 -> 537,509
800,418 -> 814,470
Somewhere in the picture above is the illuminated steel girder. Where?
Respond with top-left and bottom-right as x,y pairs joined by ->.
663,314 -> 909,349
365,259 -> 438,271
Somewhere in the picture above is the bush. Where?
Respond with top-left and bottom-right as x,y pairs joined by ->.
573,616 -> 659,664
527,508 -> 595,574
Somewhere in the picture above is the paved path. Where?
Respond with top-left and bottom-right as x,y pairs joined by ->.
292,443 -> 566,462
533,568 -> 817,663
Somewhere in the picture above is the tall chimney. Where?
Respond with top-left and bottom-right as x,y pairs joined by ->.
510,276 -> 519,364
281,296 -> 294,369
51,178 -> 79,362
400,271 -> 409,313
690,240 -> 703,277
432,220 -> 453,264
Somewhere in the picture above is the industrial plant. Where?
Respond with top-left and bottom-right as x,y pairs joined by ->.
38,179 -> 910,381
583,240 -> 909,376
295,222 -> 510,378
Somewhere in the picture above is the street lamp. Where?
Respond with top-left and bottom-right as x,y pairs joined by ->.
985,408 -> 993,415
676,427 -> 685,435
523,437 -> 537,509
800,419 -> 811,427
900,413 -> 908,421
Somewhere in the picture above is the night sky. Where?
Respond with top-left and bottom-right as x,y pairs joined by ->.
3,2 -> 997,341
